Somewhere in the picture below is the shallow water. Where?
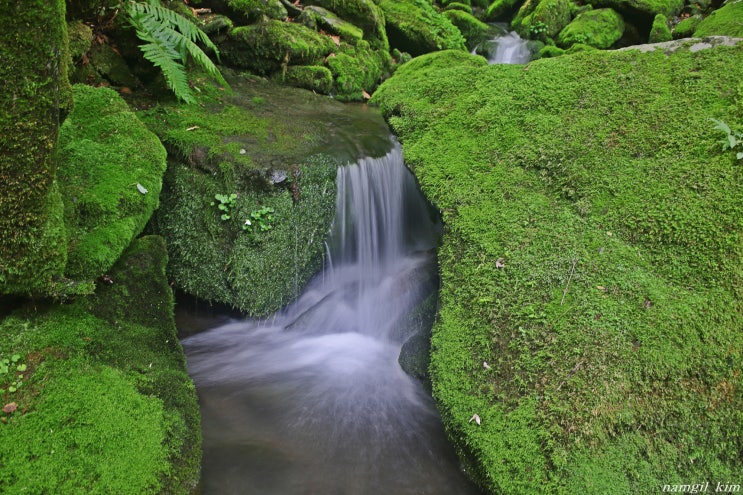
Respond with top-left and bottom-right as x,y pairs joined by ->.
182,142 -> 482,494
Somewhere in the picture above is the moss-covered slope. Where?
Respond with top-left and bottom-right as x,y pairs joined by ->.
372,43 -> 743,493
0,236 -> 200,494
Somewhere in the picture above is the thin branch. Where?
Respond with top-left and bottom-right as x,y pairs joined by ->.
561,258 -> 577,305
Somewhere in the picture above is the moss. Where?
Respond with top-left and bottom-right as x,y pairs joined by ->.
591,0 -> 684,17
277,65 -> 334,93
299,5 -> 365,44
537,44 -> 566,57
443,9 -> 492,50
672,14 -> 702,39
222,20 -> 336,75
693,1 -> 743,38
57,85 -> 167,282
0,0 -> 72,296
0,236 -> 200,494
526,0 -> 573,39
67,20 -> 93,62
227,0 -> 288,22
378,0 -> 467,56
557,8 -> 626,49
444,2 -> 474,14
487,0 -> 524,21
327,41 -> 393,100
372,43 -> 743,493
649,13 -> 672,42
85,43 -> 139,88
303,0 -> 389,49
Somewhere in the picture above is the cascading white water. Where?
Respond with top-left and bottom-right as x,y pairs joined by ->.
182,140 -> 481,494
473,23 -> 532,64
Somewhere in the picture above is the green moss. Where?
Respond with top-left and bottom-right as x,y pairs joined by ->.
557,8 -> 626,49
649,13 -> 672,42
303,0 -> 389,49
0,0 -> 71,296
537,44 -> 566,57
487,0 -> 524,21
57,85 -> 167,282
299,5 -> 365,43
372,43 -> 743,493
223,20 -> 336,75
443,9 -> 492,50
67,20 -> 93,62
672,14 -> 702,39
327,41 -> 393,100
0,236 -> 200,494
693,1 -> 743,38
277,65 -> 334,93
592,0 -> 684,17
444,2 -> 474,14
227,0 -> 288,22
525,0 -> 573,39
378,0 -> 467,56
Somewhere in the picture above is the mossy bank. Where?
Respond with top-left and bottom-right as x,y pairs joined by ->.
372,41 -> 743,493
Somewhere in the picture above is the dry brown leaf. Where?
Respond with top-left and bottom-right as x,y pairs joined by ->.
330,35 -> 341,47
469,414 -> 481,425
495,258 -> 505,269
361,90 -> 371,100
3,402 -> 17,414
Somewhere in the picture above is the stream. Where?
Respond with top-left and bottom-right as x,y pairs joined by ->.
181,130 -> 483,493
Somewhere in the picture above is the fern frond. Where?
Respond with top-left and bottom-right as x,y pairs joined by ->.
139,40 -> 196,103
185,40 -> 229,87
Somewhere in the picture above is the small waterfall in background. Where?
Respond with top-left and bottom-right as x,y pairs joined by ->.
183,140 -> 482,494
473,23 -> 533,64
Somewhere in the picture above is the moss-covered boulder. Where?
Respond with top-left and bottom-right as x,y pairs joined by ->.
515,0 -> 573,40
648,13 -> 672,42
672,14 -> 702,39
378,0 -> 467,56
0,0 -> 72,296
303,0 -> 389,49
372,42 -> 743,493
58,85 -> 167,282
0,235 -> 200,494
487,0 -> 524,21
224,0 -> 288,22
557,8 -> 625,49
275,65 -> 334,93
327,40 -> 393,100
592,0 -> 684,17
445,2 -> 474,14
298,5 -> 365,44
221,20 -> 336,75
693,1 -> 743,38
443,9 -> 492,49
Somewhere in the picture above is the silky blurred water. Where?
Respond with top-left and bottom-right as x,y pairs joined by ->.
182,142 -> 482,494
473,24 -> 533,64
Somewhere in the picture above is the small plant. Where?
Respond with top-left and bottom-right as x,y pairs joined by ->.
710,118 -> 743,160
528,21 -> 548,39
243,206 -> 275,241
0,354 -> 27,395
211,193 -> 237,220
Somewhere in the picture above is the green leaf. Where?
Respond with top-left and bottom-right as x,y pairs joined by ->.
11,354 -> 20,363
16,364 -> 27,372
737,151 -> 743,160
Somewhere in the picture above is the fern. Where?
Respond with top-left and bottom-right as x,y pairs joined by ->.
126,0 -> 228,103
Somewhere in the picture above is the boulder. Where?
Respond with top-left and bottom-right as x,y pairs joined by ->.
326,40 -> 393,100
298,5 -> 364,44
648,13 -> 672,42
276,65 -> 334,93
378,0 -> 467,56
693,1 -> 743,38
557,8 -> 625,49
515,0 -> 573,40
591,0 -> 683,18
443,9 -> 492,49
487,0 -> 525,21
303,0 -> 389,49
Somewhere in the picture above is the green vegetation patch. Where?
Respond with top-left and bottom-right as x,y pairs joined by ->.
372,45 -> 743,493
443,9 -> 492,50
378,0 -> 467,56
557,8 -> 626,49
0,236 -> 200,494
58,85 -> 167,282
0,0 -> 71,296
649,13 -> 672,42
592,0 -> 684,17
693,0 -> 743,38
303,0 -> 390,49
327,40 -> 393,100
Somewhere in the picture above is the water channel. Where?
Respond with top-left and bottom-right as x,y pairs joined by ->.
179,96 -> 483,493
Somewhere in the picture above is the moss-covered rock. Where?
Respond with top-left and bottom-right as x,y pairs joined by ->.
378,0 -> 467,56
557,8 -> 625,49
67,20 -> 93,62
227,0 -> 288,22
537,43 -> 566,57
591,0 -> 684,17
82,42 -> 140,88
444,2 -> 474,14
327,40 -> 393,100
487,0 -> 524,21
443,9 -> 492,49
516,0 -> 573,39
693,1 -> 743,38
298,5 -> 365,44
276,65 -> 334,93
672,14 -> 702,39
0,0 -> 72,297
57,85 -> 167,282
221,20 -> 336,75
0,235 -> 200,494
303,0 -> 389,49
648,13 -> 672,42
372,41 -> 743,494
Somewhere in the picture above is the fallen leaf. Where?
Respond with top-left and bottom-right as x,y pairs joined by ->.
469,414 -> 481,425
330,35 -> 341,47
361,90 -> 371,100
596,285 -> 606,292
3,402 -> 17,414
483,362 -> 491,370
326,53 -> 336,59
495,258 -> 505,269
136,183 -> 148,194
186,125 -> 200,131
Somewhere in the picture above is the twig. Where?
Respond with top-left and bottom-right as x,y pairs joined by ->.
561,258 -> 577,305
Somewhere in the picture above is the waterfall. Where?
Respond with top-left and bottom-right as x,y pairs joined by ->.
182,140 -> 481,494
473,23 -> 533,64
